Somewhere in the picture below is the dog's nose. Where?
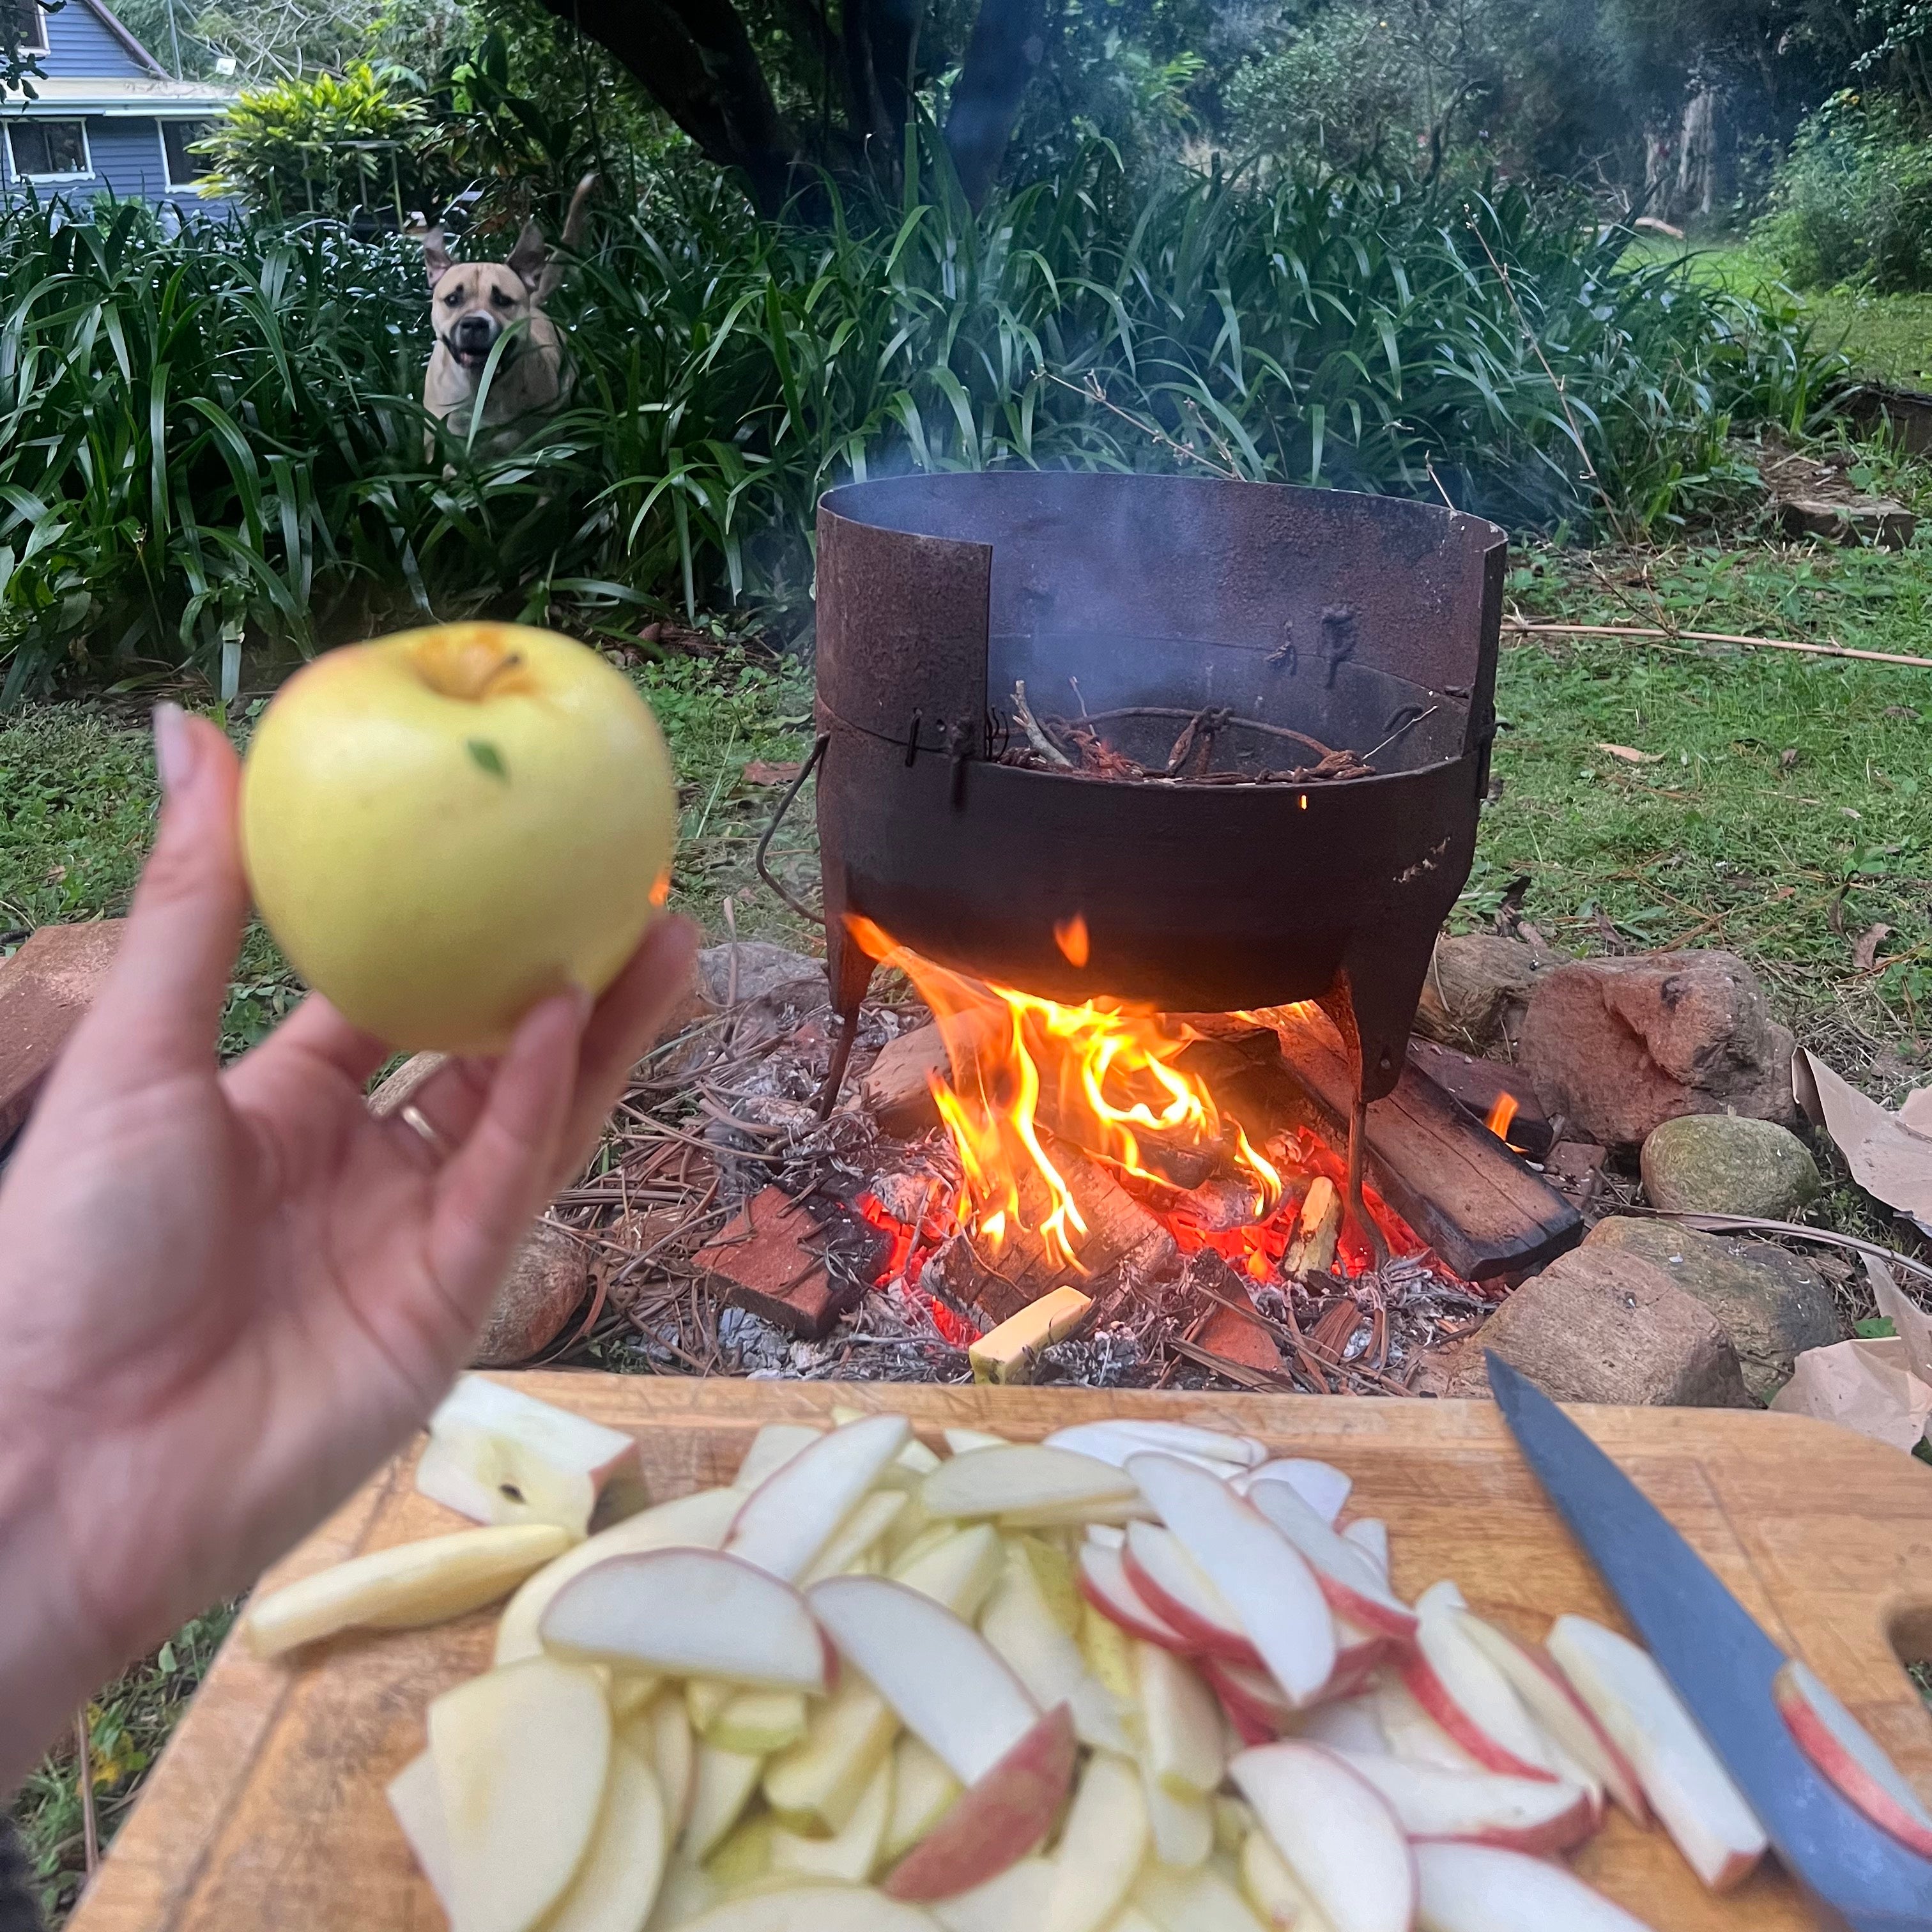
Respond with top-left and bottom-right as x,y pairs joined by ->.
454,312 -> 496,353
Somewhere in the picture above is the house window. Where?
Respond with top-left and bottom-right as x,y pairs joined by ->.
6,119 -> 91,181
8,1 -> 49,54
161,121 -> 213,189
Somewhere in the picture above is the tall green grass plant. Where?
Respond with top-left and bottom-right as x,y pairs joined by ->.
0,143 -> 1843,699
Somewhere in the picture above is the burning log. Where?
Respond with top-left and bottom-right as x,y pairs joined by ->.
1282,1177 -> 1342,1278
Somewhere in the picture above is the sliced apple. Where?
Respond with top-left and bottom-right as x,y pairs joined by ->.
770,1752 -> 893,1883
1413,1841 -> 1655,1931
1124,1522 -> 1264,1666
1199,1657 -> 1295,1747
1547,1614 -> 1766,1891
1402,1599 -> 1554,1780
891,1523 -> 1006,1621
726,1413 -> 912,1582
673,1887 -> 940,1929
732,1422 -> 825,1492
1131,1860 -> 1273,1931
942,1427 -> 1011,1455
1140,1641 -> 1230,1794
682,1740 -> 766,1862
764,1673 -> 900,1836
705,1688 -> 809,1756
387,1750 -> 455,1910
883,1703 -> 1076,1901
921,1444 -> 1140,1520
1244,1478 -> 1416,1643
997,1496 -> 1157,1531
634,1691 -> 696,1834
1331,1749 -> 1595,1853
496,1485 -> 740,1667
931,1855 -> 1057,1932
1079,1539 -> 1193,1653
802,1491 -> 910,1586
1233,1458 -> 1353,1523
882,1733 -> 963,1864
416,1374 -> 639,1536
1775,1657 -> 1932,1858
1129,1455 -> 1338,1708
1078,1595 -> 1139,1705
544,1740 -> 668,1932
1043,1420 -> 1264,1472
427,1655 -> 611,1932
981,1542 -> 1133,1754
809,1575 -> 1041,1785
1338,1518 -> 1389,1580
245,1521 -> 569,1657
1415,1579 -> 1466,1616
1043,1749 -> 1149,1932
1370,1678 -> 1481,1772
540,1548 -> 829,1692
1141,1751 -> 1215,1869
1239,1827 -> 1326,1931
703,1812 -> 775,1894
1231,1742 -> 1416,1932
1295,1695 -> 1388,1758
1454,1611 -> 1646,1823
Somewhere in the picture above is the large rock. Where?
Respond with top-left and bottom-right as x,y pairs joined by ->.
1639,1114 -> 1821,1218
471,1221 -> 590,1367
1437,1246 -> 1753,1407
1412,933 -> 1558,1054
696,941 -> 825,1009
1585,1216 -> 1840,1402
1519,950 -> 1797,1146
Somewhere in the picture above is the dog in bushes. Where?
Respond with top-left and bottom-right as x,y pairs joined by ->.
420,174 -> 597,453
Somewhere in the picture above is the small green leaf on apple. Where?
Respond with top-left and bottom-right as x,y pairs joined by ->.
467,739 -> 509,781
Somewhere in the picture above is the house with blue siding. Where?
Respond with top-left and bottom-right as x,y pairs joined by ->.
3,0 -> 234,211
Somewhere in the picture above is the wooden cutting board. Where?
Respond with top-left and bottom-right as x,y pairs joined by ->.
67,1376 -> 1932,1932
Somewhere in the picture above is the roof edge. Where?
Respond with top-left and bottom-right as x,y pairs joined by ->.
80,0 -> 169,77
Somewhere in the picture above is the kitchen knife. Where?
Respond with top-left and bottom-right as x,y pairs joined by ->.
1485,1350 -> 1932,1932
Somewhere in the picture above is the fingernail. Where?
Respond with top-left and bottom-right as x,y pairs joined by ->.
153,703 -> 196,799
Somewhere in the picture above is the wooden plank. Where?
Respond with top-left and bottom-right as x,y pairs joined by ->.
1193,1018 -> 1582,1280
69,1372 -> 1932,1932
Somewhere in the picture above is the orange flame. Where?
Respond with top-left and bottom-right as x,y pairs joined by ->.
1053,914 -> 1091,968
849,917 -> 1281,1271
1485,1092 -> 1520,1142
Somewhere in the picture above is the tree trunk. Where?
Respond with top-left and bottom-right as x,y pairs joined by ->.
944,0 -> 1046,206
1675,87 -> 1717,222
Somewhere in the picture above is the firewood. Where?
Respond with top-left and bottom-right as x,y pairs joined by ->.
1283,1176 -> 1341,1276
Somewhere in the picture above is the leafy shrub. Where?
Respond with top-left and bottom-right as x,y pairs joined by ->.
1758,95 -> 1932,293
0,142 -> 1842,701
195,63 -> 458,222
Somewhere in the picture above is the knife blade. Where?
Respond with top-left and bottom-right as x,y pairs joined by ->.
1485,1351 -> 1932,1932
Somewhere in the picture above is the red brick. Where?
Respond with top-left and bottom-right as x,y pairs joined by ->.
695,1186 -> 857,1340
1196,1288 -> 1287,1378
0,922 -> 125,1142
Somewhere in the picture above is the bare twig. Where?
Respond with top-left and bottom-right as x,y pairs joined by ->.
75,1706 -> 99,1877
1042,371 -> 1243,482
1505,617 -> 1932,673
1009,681 -> 1073,767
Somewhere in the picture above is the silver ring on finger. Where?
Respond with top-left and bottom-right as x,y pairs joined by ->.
399,1103 -> 454,1159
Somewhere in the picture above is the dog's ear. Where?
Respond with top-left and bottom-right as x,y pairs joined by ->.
420,226 -> 454,288
507,219 -> 549,291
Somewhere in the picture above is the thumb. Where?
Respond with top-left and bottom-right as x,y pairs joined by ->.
65,705 -> 249,1084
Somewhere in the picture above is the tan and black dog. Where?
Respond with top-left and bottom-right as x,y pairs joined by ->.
420,173 -> 597,449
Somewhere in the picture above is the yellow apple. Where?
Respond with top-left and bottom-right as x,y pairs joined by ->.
240,622 -> 676,1052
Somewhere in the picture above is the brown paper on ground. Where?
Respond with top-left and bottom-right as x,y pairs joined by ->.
1771,1336 -> 1932,1451
1792,1048 -> 1932,1238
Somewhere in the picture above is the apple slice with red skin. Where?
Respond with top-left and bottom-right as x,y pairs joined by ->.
1231,1741 -> 1418,1932
1123,1522 -> 1266,1667
725,1412 -> 910,1583
881,1704 -> 1077,1903
1200,1657 -> 1294,1746
1234,1457 -> 1353,1523
1130,1455 -> 1339,1710
1453,1611 -> 1646,1824
1340,1517 -> 1390,1579
1547,1614 -> 1766,1892
1245,1475 -> 1418,1644
1296,1694 -> 1388,1756
1332,1749 -> 1597,1853
1077,1540 -> 1193,1654
808,1574 -> 1040,1786
1402,1598 -> 1556,1781
1775,1659 -> 1932,1859
1413,1842 -> 1656,1932
539,1549 -> 831,1693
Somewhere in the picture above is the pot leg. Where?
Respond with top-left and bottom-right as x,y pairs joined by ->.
816,878 -> 876,1119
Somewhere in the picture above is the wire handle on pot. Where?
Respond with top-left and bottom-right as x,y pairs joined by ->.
755,732 -> 829,923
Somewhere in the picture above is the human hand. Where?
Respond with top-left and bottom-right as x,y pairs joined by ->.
0,705 -> 696,1789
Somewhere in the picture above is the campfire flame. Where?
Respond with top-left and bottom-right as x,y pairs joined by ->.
1484,1092 -> 1519,1143
850,917 -> 1284,1273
